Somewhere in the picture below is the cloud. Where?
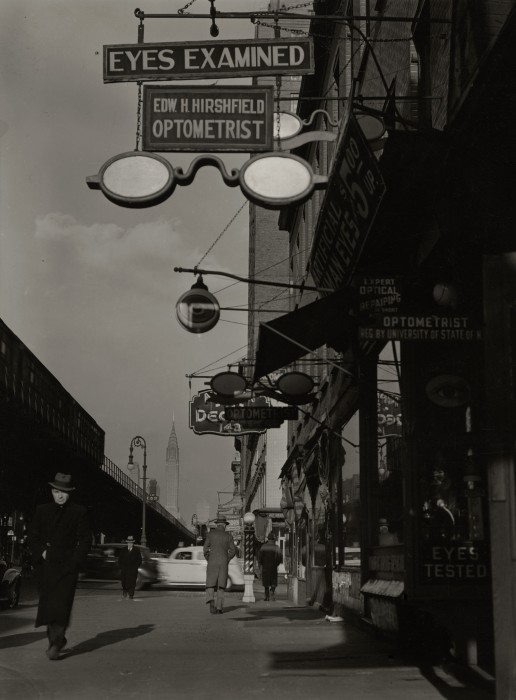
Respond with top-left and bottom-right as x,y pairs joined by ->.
33,211 -> 248,302
34,212 -> 206,301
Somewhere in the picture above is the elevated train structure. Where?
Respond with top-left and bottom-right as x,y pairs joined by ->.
0,318 -> 193,559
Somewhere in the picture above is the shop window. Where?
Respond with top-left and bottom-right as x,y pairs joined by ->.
378,438 -> 404,544
312,487 -> 327,567
328,430 -> 349,569
410,340 -> 489,585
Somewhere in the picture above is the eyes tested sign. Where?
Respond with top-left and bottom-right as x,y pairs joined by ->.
103,38 -> 314,82
143,86 -> 274,152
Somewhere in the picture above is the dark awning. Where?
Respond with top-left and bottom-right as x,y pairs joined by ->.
252,288 -> 353,382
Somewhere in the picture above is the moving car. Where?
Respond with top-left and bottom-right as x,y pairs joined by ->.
157,546 -> 244,590
0,559 -> 21,609
79,543 -> 159,590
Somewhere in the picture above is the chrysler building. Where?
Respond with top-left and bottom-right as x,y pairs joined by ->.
165,416 -> 180,517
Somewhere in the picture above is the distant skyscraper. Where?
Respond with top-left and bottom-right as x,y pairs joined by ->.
165,416 -> 180,516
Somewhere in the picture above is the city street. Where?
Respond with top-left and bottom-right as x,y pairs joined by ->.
0,578 -> 494,700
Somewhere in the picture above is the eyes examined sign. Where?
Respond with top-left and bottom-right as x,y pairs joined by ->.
103,38 -> 314,82
143,86 -> 274,152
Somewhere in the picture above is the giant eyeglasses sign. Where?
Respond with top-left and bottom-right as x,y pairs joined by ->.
86,151 -> 327,210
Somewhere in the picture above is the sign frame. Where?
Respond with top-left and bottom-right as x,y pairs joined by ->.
103,38 -> 314,83
143,85 -> 274,153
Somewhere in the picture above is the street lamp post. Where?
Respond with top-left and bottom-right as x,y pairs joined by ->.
191,514 -> 199,543
128,436 -> 148,547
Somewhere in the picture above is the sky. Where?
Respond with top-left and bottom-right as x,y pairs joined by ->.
0,0 -> 272,524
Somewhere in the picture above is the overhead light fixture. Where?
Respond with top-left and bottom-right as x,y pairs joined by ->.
355,113 -> 386,151
432,282 -> 459,308
176,275 -> 220,334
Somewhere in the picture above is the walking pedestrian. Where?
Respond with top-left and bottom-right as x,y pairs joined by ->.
203,515 -> 236,614
258,532 -> 282,601
28,472 -> 92,660
119,535 -> 142,599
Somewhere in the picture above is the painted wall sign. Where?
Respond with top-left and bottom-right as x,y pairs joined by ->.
419,542 -> 489,583
103,38 -> 314,82
377,393 -> 402,437
309,115 -> 386,294
358,276 -> 483,341
189,391 -> 281,436
359,277 -> 402,316
361,315 -> 483,342
143,86 -> 274,152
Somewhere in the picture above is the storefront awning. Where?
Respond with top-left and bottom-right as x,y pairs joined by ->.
252,288 -> 353,382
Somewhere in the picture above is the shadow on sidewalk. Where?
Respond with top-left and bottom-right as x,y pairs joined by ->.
234,607 -> 329,623
416,661 -> 494,699
231,607 -> 494,699
62,624 -> 155,658
0,630 -> 47,649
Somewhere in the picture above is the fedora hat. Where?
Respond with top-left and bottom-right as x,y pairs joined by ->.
215,515 -> 228,524
48,472 -> 75,492
126,536 -> 135,542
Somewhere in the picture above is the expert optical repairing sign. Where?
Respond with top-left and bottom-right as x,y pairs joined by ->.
143,85 -> 274,152
103,38 -> 314,82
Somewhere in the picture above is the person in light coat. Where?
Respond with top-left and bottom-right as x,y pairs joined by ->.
29,472 -> 92,660
203,515 -> 236,614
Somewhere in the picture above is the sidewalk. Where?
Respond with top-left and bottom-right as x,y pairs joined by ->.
1,577 -> 495,700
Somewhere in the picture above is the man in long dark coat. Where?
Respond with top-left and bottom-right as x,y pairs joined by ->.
29,472 -> 92,660
203,515 -> 236,614
118,535 -> 142,599
258,532 -> 283,601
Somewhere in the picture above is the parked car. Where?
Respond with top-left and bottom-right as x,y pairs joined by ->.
0,558 -> 21,609
79,543 -> 159,590
157,546 -> 244,590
